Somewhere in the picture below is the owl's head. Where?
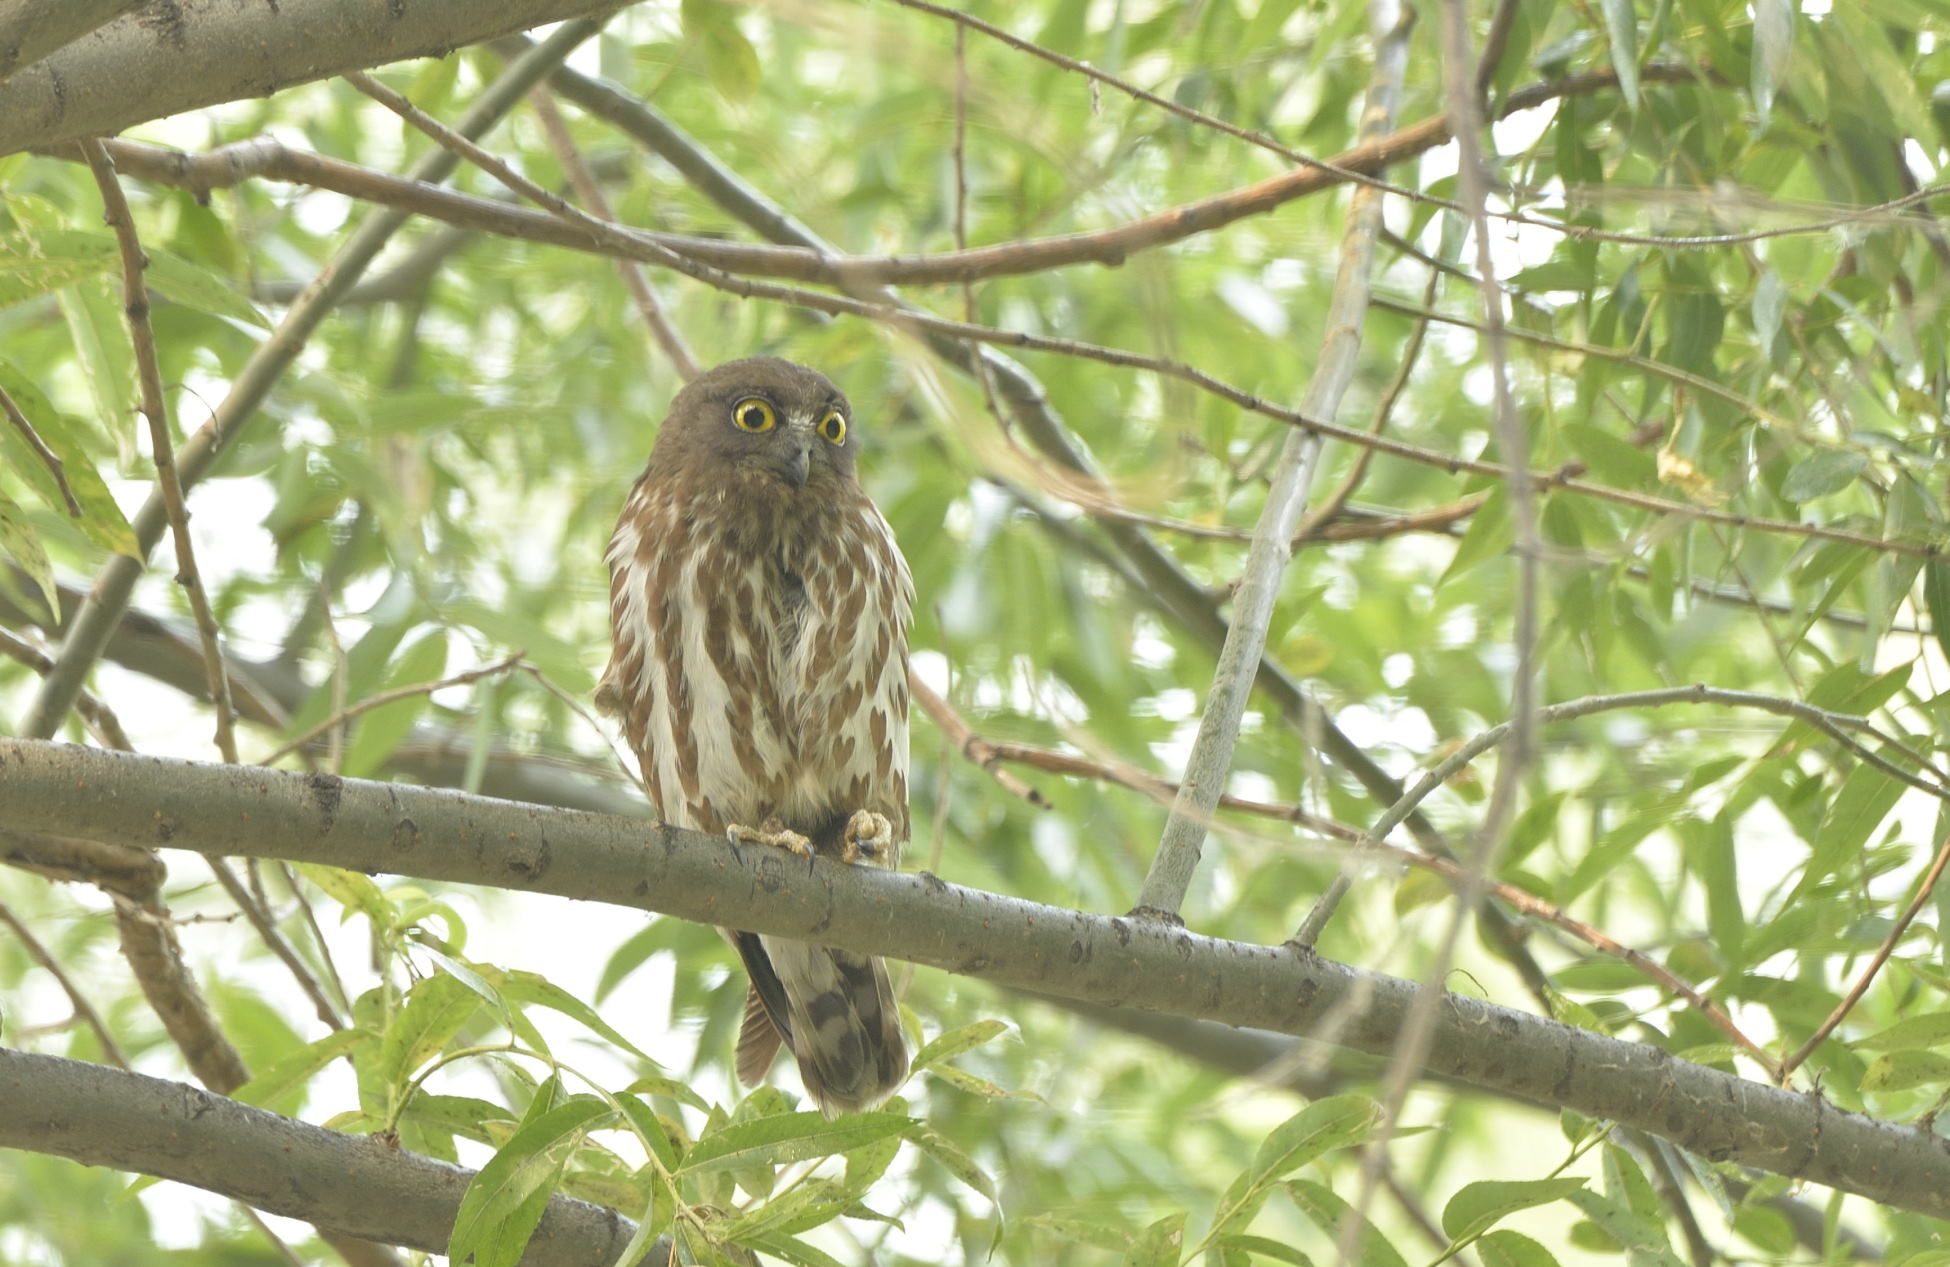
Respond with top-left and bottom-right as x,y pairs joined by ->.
649,357 -> 858,492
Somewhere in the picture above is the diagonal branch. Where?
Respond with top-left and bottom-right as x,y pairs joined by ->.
0,0 -> 145,82
78,135 -> 240,765
1133,0 -> 1411,920
4,737 -> 1948,1218
0,1048 -> 666,1266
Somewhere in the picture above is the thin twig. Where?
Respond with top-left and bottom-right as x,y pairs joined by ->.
205,857 -> 343,1030
0,898 -> 129,1067
0,626 -> 132,750
910,673 -> 1050,809
77,135 -> 239,763
77,137 -> 1947,562
1780,832 -> 1950,1081
527,86 -> 700,380
259,651 -> 526,767
1133,0 -> 1412,921
0,380 -> 81,516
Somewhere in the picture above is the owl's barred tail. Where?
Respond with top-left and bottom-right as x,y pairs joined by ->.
732,932 -> 908,1117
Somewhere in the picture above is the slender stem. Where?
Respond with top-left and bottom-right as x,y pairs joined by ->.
1780,831 -> 1950,1081
0,898 -> 129,1066
78,135 -> 240,765
1132,0 -> 1412,921
0,380 -> 81,515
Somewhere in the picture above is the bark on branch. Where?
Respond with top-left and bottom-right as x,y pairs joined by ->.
2,739 -> 1947,1217
0,0 -> 629,156
0,1048 -> 663,1265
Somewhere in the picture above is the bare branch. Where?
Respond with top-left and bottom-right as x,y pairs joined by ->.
79,135 -> 240,764
1135,0 -> 1411,920
0,1049 -> 666,1265
0,898 -> 128,1065
0,0 -> 629,155
5,738 -> 1948,1216
0,0 -> 144,82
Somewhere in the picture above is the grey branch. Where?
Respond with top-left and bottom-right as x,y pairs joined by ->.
0,1048 -> 664,1265
0,0 -> 143,82
0,0 -> 630,156
3,739 -> 1947,1218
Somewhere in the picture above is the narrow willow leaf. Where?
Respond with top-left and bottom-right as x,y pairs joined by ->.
1923,561 -> 1950,670
231,1029 -> 372,1109
1477,1228 -> 1563,1267
294,862 -> 388,924
1780,450 -> 1867,503
492,968 -> 657,1064
0,492 -> 54,609
1442,1177 -> 1589,1241
141,245 -> 271,329
0,359 -> 137,556
1800,763 -> 1906,898
911,1018 -> 1009,1070
1023,1216 -> 1131,1252
1284,1180 -> 1407,1267
1215,1234 -> 1313,1264
1123,1211 -> 1185,1267
742,1232 -> 848,1267
379,972 -> 481,1086
679,1111 -> 912,1175
1207,1096 -> 1375,1243
906,1124 -> 996,1199
1861,1049 -> 1950,1092
1565,1189 -> 1686,1266
448,1097 -> 614,1267
1601,0 -> 1640,105
1857,1011 -> 1950,1053
1752,0 -> 1793,127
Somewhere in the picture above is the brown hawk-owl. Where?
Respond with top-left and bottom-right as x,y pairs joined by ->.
597,357 -> 912,1116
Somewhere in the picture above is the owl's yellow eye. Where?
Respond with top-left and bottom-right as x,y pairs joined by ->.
731,398 -> 777,433
818,409 -> 847,445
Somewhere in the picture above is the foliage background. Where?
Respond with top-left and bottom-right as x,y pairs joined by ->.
2,0 -> 1949,1263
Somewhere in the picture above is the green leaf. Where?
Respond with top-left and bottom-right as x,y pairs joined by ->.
1857,1012 -> 1950,1053
1209,1097 -> 1376,1242
448,1097 -> 614,1267
342,629 -> 449,778
0,232 -> 116,308
716,1177 -> 850,1241
490,968 -> 657,1064
679,1111 -> 913,1175
0,359 -> 138,556
1025,1216 -> 1131,1252
295,862 -> 389,924
911,1019 -> 1010,1070
1799,762 -> 1906,898
928,1062 -> 1025,1100
142,245 -> 270,330
1780,450 -> 1867,503
623,1074 -> 710,1113
1441,1178 -> 1589,1241
906,1123 -> 996,1200
1751,0 -> 1793,127
742,1232 -> 849,1267
0,491 -> 55,610
1861,1049 -> 1950,1092
1601,0 -> 1640,105
1284,1180 -> 1407,1267
231,1029 -> 372,1110
1123,1212 -> 1185,1266
1565,1189 -> 1686,1266
1477,1228 -> 1563,1267
1213,1234 -> 1313,1265
380,972 -> 482,1087
1923,561 -> 1950,671
1439,484 -> 1511,588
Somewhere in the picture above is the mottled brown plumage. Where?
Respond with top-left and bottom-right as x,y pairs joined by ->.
598,358 -> 912,1116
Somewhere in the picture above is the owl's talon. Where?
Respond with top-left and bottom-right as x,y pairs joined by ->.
841,810 -> 894,865
726,818 -> 815,861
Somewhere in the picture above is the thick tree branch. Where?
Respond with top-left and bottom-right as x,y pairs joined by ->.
0,1048 -> 664,1265
3,739 -> 1947,1217
0,0 -> 144,82
0,0 -> 629,156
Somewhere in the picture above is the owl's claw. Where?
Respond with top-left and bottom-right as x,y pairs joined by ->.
726,817 -> 815,864
841,810 -> 894,865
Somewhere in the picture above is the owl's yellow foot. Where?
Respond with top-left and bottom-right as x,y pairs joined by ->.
726,816 -> 815,861
841,810 -> 894,864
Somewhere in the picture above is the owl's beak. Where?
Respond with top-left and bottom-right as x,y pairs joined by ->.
770,431 -> 812,489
